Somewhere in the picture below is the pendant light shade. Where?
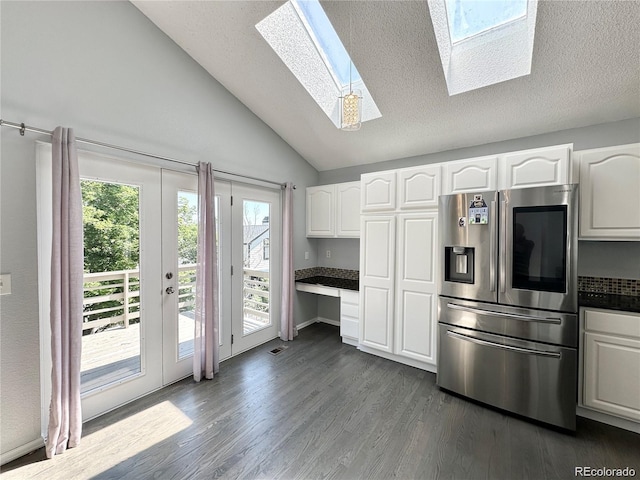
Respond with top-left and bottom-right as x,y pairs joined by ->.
340,88 -> 362,131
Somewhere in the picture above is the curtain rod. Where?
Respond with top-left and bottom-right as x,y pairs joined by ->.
0,119 -> 295,189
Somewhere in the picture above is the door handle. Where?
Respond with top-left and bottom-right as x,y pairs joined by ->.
446,330 -> 561,358
499,200 -> 507,293
447,302 -> 562,324
489,200 -> 496,292
166,286 -> 175,294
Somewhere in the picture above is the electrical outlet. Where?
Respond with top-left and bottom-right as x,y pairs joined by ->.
326,250 -> 331,259
0,274 -> 12,295
304,251 -> 309,260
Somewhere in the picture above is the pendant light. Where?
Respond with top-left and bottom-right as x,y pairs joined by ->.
340,14 -> 362,131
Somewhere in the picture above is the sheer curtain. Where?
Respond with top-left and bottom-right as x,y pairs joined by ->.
45,127 -> 83,458
193,162 -> 219,381
280,182 -> 296,341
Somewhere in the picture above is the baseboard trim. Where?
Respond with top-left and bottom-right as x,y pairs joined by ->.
316,317 -> 340,327
296,317 -> 340,330
1,437 -> 44,466
295,318 -> 318,330
357,345 -> 437,374
577,406 -> 640,433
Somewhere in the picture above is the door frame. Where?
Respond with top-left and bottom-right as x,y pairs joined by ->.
37,143 -> 164,426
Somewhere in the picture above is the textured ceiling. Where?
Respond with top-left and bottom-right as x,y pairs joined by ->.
132,1 -> 640,172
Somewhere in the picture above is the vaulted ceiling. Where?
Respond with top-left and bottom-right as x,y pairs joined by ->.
132,1 -> 640,171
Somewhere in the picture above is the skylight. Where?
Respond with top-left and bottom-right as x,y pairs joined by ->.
256,0 -> 381,128
428,0 -> 538,95
294,0 -> 361,87
445,0 -> 528,43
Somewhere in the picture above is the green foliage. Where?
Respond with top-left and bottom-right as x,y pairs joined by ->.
82,180 -> 140,273
177,195 -> 198,264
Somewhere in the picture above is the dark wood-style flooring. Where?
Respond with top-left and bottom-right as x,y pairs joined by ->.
3,323 -> 639,479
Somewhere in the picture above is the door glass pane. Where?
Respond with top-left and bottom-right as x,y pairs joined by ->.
81,180 -> 141,394
512,206 -> 567,293
243,200 -> 271,335
177,191 -> 198,359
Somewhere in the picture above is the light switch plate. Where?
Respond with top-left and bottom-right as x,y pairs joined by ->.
0,274 -> 12,295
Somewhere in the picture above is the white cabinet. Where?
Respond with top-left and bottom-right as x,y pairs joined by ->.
578,144 -> 640,240
359,212 -> 438,367
306,182 -> 360,238
394,213 -> 438,364
359,215 -> 395,353
336,182 -> 361,237
499,144 -> 571,189
442,144 -> 573,194
306,185 -> 335,237
398,164 -> 441,210
443,155 -> 498,194
582,308 -> 640,422
340,289 -> 359,345
361,171 -> 396,212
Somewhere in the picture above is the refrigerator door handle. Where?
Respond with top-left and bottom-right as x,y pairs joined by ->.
446,330 -> 562,358
489,200 -> 497,292
499,200 -> 507,293
446,302 -> 563,324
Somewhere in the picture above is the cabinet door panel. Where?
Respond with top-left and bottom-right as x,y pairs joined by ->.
360,215 -> 395,353
500,145 -> 571,190
306,185 -> 335,237
584,332 -> 640,421
398,165 -> 441,209
361,171 -> 396,212
579,144 -> 640,239
336,182 -> 361,237
443,156 -> 498,194
395,213 -> 438,364
361,286 -> 393,351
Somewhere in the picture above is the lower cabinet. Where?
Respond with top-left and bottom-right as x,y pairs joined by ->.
359,212 -> 438,368
340,289 -> 360,345
582,308 -> 640,422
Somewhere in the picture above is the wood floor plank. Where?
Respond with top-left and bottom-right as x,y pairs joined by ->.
3,323 -> 639,480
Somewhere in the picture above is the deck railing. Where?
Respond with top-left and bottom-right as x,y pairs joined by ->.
243,268 -> 270,324
82,264 -> 196,333
82,265 -> 269,334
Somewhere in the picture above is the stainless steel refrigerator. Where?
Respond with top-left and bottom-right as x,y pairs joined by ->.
437,184 -> 579,430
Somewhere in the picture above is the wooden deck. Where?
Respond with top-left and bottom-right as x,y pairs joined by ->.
81,313 -> 268,393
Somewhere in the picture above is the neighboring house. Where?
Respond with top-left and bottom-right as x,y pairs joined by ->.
243,221 -> 269,272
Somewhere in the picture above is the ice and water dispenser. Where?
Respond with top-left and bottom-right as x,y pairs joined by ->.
444,246 -> 474,284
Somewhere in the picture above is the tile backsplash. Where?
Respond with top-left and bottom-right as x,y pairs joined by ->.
578,276 -> 639,297
295,267 -> 359,281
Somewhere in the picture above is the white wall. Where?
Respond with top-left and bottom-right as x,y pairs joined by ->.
0,1 -> 319,459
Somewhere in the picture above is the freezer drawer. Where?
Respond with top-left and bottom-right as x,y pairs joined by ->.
437,324 -> 577,430
439,297 -> 578,348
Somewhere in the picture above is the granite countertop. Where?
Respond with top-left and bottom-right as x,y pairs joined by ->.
296,276 -> 359,291
579,292 -> 640,314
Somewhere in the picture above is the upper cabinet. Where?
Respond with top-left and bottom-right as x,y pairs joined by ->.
336,182 -> 361,237
499,144 -> 571,189
361,171 -> 396,212
442,145 -> 572,194
443,156 -> 498,194
306,182 -> 360,238
398,164 -> 441,210
578,143 -> 640,240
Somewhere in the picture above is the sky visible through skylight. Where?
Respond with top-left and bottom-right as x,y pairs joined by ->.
294,0 -> 361,87
445,0 -> 528,43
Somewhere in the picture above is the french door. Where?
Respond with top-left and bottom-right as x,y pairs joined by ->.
229,184 -> 281,354
38,145 -> 281,424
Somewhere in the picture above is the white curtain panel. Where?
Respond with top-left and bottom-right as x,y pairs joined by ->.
193,162 -> 219,381
280,182 -> 296,341
45,127 -> 83,458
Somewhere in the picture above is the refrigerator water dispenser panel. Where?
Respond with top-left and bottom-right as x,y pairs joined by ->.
445,246 -> 474,284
